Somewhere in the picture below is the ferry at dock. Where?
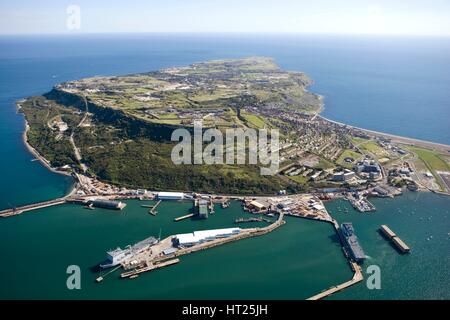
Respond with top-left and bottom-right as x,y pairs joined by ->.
100,236 -> 159,269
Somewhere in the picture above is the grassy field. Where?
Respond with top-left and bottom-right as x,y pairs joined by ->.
314,157 -> 335,170
443,155 -> 450,166
336,149 -> 363,169
359,141 -> 389,157
287,175 -> 309,185
22,57 -> 326,194
60,57 -> 323,125
349,136 -> 369,145
240,111 -> 267,129
408,146 -> 450,172
407,146 -> 450,191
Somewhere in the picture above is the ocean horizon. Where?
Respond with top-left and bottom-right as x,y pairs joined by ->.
2,33 -> 449,143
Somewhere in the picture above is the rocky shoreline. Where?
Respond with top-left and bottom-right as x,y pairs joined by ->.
18,102 -> 72,177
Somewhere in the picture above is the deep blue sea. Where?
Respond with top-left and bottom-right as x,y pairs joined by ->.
0,34 -> 449,300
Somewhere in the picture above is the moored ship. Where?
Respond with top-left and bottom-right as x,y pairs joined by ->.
100,236 -> 159,269
340,222 -> 366,263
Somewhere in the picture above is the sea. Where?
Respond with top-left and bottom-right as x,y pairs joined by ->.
0,34 -> 449,299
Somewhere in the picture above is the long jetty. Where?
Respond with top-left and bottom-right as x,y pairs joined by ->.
0,198 -> 67,218
149,200 -> 162,215
307,262 -> 363,300
174,213 -> 195,222
120,258 -> 180,278
306,218 -> 364,300
286,208 -> 365,300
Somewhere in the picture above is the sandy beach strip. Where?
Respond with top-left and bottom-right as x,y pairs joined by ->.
21,118 -> 73,177
319,115 -> 450,153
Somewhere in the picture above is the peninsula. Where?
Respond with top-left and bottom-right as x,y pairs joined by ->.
16,57 -> 450,198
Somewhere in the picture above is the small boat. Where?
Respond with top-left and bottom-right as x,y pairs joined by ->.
129,274 -> 139,279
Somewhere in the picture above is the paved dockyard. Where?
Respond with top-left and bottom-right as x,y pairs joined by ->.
121,212 -> 285,273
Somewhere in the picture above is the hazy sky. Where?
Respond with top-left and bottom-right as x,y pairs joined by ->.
1,0 -> 450,35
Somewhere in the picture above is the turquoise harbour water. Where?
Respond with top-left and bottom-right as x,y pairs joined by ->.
327,192 -> 450,300
0,34 -> 449,299
0,201 -> 352,299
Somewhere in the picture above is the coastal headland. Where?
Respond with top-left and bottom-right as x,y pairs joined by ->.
15,57 -> 450,197
3,57 -> 450,299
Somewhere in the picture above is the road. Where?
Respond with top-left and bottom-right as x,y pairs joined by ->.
69,95 -> 89,173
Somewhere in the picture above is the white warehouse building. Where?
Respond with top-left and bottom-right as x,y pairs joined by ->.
157,192 -> 185,200
173,228 -> 241,247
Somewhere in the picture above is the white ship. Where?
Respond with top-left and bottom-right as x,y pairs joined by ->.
100,248 -> 133,269
99,236 -> 159,269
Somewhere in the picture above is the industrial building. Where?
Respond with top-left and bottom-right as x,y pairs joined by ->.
373,186 -> 389,197
332,169 -> 355,182
369,171 -> 381,180
157,192 -> 185,200
355,160 -> 381,174
90,199 -> 126,210
197,199 -> 208,219
247,200 -> 270,212
173,228 -> 241,247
